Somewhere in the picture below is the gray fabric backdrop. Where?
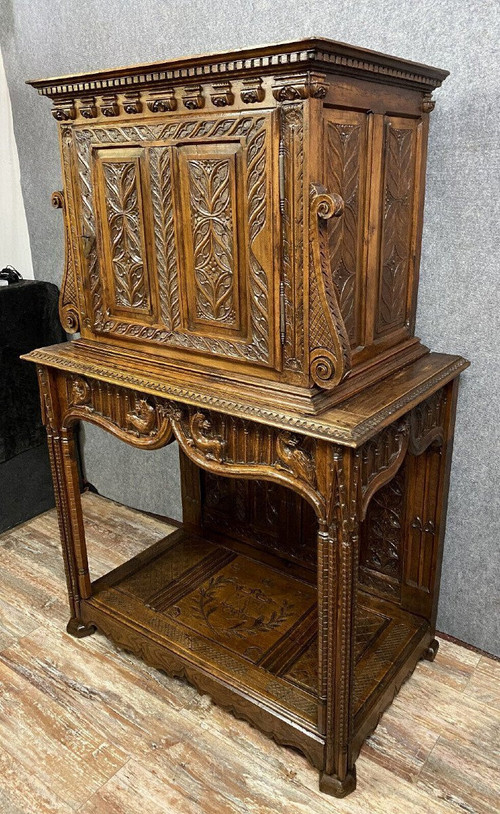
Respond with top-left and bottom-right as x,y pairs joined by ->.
1,0 -> 498,655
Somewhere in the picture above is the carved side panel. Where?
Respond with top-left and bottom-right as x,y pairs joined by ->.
376,117 -> 420,336
324,111 -> 369,346
359,464 -> 406,600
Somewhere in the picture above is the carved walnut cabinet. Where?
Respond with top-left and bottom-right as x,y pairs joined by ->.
24,38 -> 469,797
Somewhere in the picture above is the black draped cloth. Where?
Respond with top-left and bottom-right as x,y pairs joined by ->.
0,280 -> 65,464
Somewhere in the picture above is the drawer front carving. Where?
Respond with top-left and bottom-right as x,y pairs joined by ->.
72,112 -> 278,368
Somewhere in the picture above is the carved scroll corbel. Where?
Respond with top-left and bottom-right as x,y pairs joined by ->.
52,190 -> 80,333
309,183 -> 352,389
359,420 -> 409,521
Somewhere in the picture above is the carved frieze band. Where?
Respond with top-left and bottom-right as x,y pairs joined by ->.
50,78 -> 269,122
62,375 -> 173,449
167,403 -> 325,519
44,369 -> 326,517
309,183 -> 352,389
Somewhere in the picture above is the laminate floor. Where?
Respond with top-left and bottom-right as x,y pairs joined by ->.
0,493 -> 498,814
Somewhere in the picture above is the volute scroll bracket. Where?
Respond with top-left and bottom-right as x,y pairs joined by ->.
309,182 -> 352,391
51,189 -> 80,334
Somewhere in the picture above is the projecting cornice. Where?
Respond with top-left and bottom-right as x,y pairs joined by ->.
26,37 -> 449,100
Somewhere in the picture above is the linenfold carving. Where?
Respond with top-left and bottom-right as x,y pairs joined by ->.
309,183 -> 352,389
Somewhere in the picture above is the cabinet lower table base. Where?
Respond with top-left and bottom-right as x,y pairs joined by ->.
75,524 -> 430,782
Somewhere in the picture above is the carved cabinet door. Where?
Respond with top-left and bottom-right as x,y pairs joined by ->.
69,111 -> 280,370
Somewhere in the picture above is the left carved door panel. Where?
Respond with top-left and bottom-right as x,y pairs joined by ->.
71,112 -> 278,370
92,146 -> 157,321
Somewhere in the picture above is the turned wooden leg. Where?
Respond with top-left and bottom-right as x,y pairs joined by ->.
38,366 -> 94,636
317,446 -> 359,796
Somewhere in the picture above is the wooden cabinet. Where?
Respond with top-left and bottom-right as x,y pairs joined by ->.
24,38 -> 468,798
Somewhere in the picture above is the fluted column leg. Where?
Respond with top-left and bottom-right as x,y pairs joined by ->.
317,445 -> 359,796
37,365 -> 95,638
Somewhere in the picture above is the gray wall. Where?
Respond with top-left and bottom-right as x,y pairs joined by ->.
2,0 -> 499,655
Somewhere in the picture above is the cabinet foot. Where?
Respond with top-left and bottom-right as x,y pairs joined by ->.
66,618 -> 96,638
423,638 -> 439,662
319,767 -> 356,797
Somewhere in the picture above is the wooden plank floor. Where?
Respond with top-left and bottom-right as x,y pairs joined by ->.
0,493 -> 498,814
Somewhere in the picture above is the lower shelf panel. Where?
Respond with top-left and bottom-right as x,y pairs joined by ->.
80,526 -> 429,769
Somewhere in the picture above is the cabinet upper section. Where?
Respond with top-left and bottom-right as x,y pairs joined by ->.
28,39 -> 448,415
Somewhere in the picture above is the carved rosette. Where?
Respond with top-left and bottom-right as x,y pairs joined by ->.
123,92 -> 142,114
309,183 -> 352,389
100,94 -> 119,117
210,81 -> 234,107
52,101 -> 76,121
240,78 -> 265,104
147,90 -> 177,112
182,85 -> 204,109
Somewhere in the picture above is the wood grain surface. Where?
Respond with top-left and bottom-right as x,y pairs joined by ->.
0,493 -> 497,814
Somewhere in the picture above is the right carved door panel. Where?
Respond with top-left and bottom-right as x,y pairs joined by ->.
71,111 -> 279,370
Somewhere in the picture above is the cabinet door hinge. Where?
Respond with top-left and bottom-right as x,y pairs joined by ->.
279,279 -> 286,346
